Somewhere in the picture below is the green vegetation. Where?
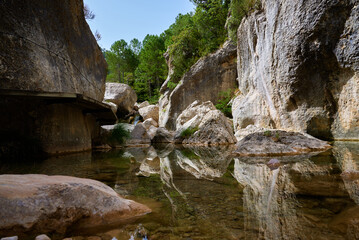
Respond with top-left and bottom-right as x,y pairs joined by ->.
180,126 -> 199,138
180,148 -> 201,160
263,130 -> 272,137
215,89 -> 235,118
227,0 -> 262,41
108,123 -> 130,145
104,0 -> 261,103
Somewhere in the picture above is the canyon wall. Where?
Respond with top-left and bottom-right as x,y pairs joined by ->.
0,0 -> 107,101
233,0 -> 359,140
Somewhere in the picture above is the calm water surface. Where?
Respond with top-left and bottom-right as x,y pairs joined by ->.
1,142 -> 359,240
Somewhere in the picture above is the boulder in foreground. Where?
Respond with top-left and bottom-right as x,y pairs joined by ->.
0,174 -> 151,236
234,130 -> 331,156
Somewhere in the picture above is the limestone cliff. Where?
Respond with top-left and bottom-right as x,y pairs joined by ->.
159,41 -> 238,130
233,0 -> 359,140
0,0 -> 107,101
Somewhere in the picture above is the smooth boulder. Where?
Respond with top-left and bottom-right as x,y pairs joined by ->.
234,130 -> 331,156
126,123 -> 151,146
152,128 -> 174,143
0,174 -> 151,236
104,83 -> 137,114
175,101 -> 236,145
139,105 -> 159,123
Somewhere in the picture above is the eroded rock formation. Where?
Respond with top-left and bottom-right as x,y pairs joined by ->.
233,0 -> 359,140
159,41 -> 237,130
0,174 -> 151,237
0,0 -> 106,101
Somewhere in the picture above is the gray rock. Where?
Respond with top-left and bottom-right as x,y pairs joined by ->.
104,83 -> 137,114
159,41 -> 237,130
1,237 -> 18,240
138,101 -> 150,109
143,118 -> 158,130
147,125 -> 158,140
0,175 -> 151,236
233,0 -> 359,140
35,235 -> 51,240
175,101 -> 236,145
152,128 -> 174,143
139,105 -> 159,123
234,130 -> 331,156
126,123 -> 151,146
0,0 -> 106,101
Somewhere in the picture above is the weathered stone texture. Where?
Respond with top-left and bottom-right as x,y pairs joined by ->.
0,174 -> 151,237
159,41 -> 238,130
0,0 -> 107,101
104,83 -> 137,113
233,0 -> 359,140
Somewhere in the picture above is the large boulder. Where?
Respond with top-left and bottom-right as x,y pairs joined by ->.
152,127 -> 174,143
139,105 -> 159,123
175,101 -> 236,145
233,130 -> 331,156
159,41 -> 238,130
233,0 -> 359,140
0,174 -> 151,237
0,0 -> 106,101
104,83 -> 137,114
126,123 -> 151,146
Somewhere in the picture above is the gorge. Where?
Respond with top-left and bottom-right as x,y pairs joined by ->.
0,0 -> 359,239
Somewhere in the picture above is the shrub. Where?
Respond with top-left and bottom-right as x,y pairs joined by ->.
215,89 -> 235,118
180,126 -> 199,138
263,130 -> 272,137
108,123 -> 130,145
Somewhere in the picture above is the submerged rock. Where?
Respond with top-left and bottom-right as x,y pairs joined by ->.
0,174 -> 151,236
233,0 -> 359,140
104,83 -> 137,114
234,130 -> 331,156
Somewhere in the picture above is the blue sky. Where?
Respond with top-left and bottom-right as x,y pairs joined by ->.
84,0 -> 195,50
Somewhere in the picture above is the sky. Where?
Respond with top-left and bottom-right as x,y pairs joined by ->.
84,0 -> 195,50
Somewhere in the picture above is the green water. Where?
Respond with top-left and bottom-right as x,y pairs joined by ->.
1,142 -> 359,240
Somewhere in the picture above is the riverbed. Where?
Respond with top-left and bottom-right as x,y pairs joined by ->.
1,142 -> 358,240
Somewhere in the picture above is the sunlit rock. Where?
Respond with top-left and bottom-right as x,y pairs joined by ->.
0,175 -> 151,236
159,41 -> 237,130
234,130 -> 331,156
139,105 -> 159,123
233,0 -> 359,140
104,83 -> 137,114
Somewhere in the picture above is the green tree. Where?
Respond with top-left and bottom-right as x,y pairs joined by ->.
106,39 -> 140,84
134,34 -> 167,102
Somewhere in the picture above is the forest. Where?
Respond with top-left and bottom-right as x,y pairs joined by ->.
103,0 -> 261,103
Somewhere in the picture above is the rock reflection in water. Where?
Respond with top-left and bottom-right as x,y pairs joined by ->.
2,144 -> 359,239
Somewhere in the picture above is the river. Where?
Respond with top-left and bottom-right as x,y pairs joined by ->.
1,142 -> 358,240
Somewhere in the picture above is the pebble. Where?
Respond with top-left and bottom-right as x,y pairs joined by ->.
35,235 -> 51,240
1,237 -> 18,240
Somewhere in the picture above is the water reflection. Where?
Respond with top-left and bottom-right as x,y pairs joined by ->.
1,143 -> 359,239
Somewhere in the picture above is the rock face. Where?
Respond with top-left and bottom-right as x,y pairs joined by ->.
0,174 -> 151,236
104,83 -> 137,114
139,105 -> 159,123
152,128 -> 174,143
126,123 -> 151,146
175,101 -> 236,145
234,130 -> 331,156
159,41 -> 238,130
0,0 -> 106,101
233,0 -> 359,140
